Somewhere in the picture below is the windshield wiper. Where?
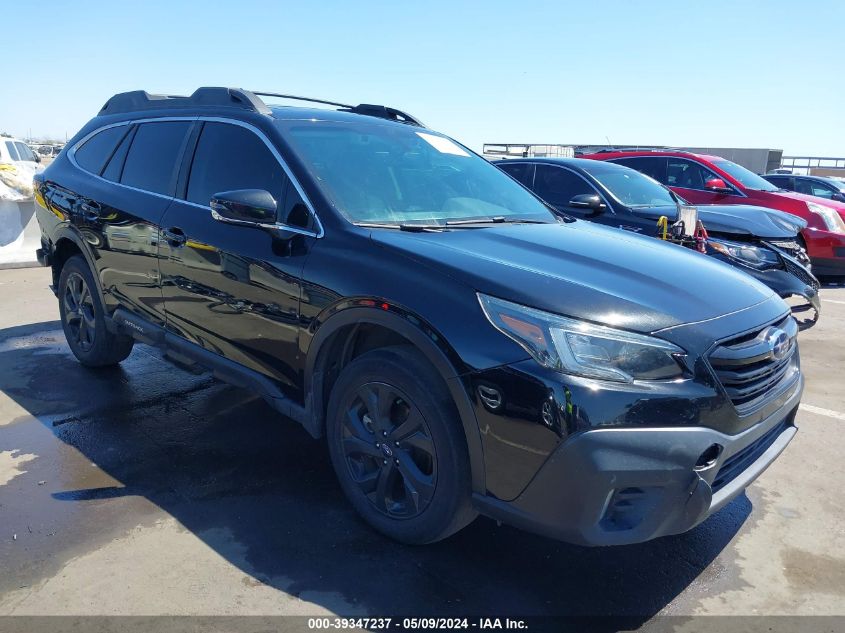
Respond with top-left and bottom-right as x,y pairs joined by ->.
355,222 -> 446,232
445,216 -> 557,226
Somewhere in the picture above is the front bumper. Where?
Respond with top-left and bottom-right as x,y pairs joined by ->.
473,374 -> 801,546
803,227 -> 845,276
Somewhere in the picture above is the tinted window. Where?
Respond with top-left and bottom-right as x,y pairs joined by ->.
666,159 -> 720,190
75,126 -> 127,174
187,122 -> 286,208
15,143 -> 36,162
612,157 -> 667,183
5,141 -> 20,161
765,175 -> 793,190
102,126 -> 135,182
498,162 -> 534,187
121,121 -> 191,195
796,179 -> 835,199
532,165 -> 597,207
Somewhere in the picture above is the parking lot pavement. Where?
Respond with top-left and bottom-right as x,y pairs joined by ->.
0,266 -> 843,622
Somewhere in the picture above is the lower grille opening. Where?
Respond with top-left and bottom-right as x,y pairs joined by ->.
600,486 -> 661,532
711,421 -> 789,492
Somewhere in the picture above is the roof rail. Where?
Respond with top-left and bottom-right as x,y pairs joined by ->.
98,87 -> 425,127
253,91 -> 424,127
98,87 -> 271,116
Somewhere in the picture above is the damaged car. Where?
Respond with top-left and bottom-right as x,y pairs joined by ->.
496,158 -> 820,329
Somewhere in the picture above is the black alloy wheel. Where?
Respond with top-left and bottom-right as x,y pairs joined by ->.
63,271 -> 97,351
340,382 -> 437,519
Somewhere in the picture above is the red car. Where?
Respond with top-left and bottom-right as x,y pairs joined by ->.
581,150 -> 845,277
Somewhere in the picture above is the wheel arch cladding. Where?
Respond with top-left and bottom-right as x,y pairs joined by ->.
305,304 -> 486,494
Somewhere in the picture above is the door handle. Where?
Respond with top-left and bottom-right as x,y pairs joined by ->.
162,227 -> 187,247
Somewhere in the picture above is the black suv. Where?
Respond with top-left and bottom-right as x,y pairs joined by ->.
34,88 -> 802,546
496,158 -> 821,328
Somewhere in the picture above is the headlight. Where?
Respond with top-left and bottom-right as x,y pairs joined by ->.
707,238 -> 781,270
478,294 -> 686,383
807,201 -> 845,233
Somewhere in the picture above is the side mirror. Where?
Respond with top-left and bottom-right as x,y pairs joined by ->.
832,192 -> 845,203
704,177 -> 732,193
210,189 -> 277,226
33,153 -> 41,163
568,193 -> 607,214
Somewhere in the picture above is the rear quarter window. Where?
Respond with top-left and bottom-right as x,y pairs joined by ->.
121,121 -> 191,196
74,126 -> 128,175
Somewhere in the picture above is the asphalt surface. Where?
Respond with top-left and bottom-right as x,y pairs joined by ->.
0,267 -> 843,623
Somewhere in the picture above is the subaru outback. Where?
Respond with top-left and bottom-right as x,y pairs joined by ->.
34,88 -> 802,545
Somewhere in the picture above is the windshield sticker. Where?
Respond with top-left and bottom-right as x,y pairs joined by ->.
416,132 -> 470,157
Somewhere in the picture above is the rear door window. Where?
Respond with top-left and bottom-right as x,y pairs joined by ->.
612,157 -> 668,183
186,122 -> 286,209
766,175 -> 793,190
533,165 -> 597,207
75,126 -> 128,175
121,121 -> 191,196
5,141 -> 20,162
498,162 -> 535,187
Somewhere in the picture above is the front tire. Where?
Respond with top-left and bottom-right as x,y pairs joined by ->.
58,255 -> 134,367
326,346 -> 476,544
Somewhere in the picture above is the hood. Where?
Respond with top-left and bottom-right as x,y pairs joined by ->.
694,204 -> 806,238
771,189 -> 845,215
371,221 -> 776,333
624,204 -> 805,238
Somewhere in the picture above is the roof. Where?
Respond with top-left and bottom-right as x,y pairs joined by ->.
493,156 -> 626,171
97,87 -> 424,127
579,149 -> 725,162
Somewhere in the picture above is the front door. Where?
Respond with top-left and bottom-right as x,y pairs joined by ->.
158,120 -> 318,397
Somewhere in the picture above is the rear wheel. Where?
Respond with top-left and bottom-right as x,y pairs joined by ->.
58,255 -> 134,367
326,346 -> 476,544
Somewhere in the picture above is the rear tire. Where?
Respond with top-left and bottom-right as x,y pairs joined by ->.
58,255 -> 134,367
326,345 -> 476,544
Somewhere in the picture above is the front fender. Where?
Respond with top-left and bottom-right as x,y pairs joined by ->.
303,301 -> 486,494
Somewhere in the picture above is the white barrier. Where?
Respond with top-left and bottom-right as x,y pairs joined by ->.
0,163 -> 42,269
0,198 -> 40,268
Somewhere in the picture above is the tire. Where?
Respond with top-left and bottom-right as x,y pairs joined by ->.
326,345 -> 476,544
58,255 -> 134,367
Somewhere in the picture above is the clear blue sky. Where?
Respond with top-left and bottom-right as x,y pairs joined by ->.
3,0 -> 844,156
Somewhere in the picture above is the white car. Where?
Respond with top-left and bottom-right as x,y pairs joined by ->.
0,137 -> 42,168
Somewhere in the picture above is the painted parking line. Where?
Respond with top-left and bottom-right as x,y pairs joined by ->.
822,299 -> 845,305
799,403 -> 845,421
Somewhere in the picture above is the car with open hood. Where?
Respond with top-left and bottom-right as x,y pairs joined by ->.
34,88 -> 802,546
580,149 -> 845,277
496,157 -> 820,328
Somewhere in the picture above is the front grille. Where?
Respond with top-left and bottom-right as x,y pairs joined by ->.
708,316 -> 799,412
712,420 -> 789,492
782,257 -> 820,291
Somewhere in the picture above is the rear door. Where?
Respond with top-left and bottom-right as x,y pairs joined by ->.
59,120 -> 192,325
158,119 -> 319,396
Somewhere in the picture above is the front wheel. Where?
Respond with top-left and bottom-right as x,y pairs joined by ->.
326,346 -> 476,544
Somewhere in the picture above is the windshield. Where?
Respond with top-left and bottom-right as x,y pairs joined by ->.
582,164 -> 677,208
824,178 -> 845,192
280,121 -> 556,225
712,159 -> 779,191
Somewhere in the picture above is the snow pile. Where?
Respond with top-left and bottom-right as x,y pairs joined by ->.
0,162 -> 39,200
